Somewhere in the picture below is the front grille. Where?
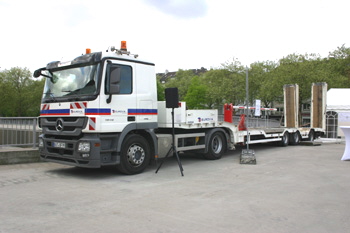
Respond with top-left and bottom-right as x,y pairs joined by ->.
40,117 -> 88,136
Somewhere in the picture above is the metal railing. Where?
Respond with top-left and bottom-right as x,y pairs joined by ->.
0,117 -> 40,148
218,115 -> 282,128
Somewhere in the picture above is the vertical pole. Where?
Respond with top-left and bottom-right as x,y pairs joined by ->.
172,107 -> 184,176
1,118 -> 3,146
171,108 -> 175,148
240,66 -> 256,165
32,118 -> 37,148
246,67 -> 249,150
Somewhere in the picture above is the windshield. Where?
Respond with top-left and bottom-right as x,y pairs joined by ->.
42,64 -> 100,102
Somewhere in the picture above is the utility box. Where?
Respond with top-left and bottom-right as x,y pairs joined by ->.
284,84 -> 299,128
157,101 -> 218,128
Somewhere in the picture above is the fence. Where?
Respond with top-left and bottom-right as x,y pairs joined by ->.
0,117 -> 40,148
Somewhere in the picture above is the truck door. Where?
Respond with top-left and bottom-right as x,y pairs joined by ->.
101,60 -> 136,132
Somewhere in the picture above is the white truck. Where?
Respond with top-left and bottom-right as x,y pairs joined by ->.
34,42 -> 326,174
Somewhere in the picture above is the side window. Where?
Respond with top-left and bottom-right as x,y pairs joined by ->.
105,63 -> 132,94
119,65 -> 132,94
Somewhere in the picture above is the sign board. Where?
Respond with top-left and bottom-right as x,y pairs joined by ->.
254,100 -> 261,117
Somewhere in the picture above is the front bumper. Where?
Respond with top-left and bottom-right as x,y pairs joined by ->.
39,134 -> 104,168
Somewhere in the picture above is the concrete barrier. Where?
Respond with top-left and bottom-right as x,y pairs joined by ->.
0,147 -> 40,165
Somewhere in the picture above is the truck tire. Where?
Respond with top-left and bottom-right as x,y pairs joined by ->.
308,130 -> 315,142
204,132 -> 226,160
279,132 -> 289,147
290,132 -> 301,145
117,134 -> 150,175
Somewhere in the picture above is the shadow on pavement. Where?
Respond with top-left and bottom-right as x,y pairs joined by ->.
43,143 -> 281,179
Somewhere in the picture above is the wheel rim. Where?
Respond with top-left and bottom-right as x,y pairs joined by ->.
283,133 -> 289,144
127,144 -> 145,167
309,131 -> 314,141
212,135 -> 223,154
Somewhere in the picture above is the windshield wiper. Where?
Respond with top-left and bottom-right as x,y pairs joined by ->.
67,97 -> 81,101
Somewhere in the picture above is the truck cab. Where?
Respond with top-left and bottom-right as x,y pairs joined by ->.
35,42 -> 158,174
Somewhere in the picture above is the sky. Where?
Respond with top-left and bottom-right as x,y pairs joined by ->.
0,0 -> 349,74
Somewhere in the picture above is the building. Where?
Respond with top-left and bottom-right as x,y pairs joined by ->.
157,67 -> 208,83
326,88 -> 350,138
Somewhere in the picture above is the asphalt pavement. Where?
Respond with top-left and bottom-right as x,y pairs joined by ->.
0,142 -> 349,233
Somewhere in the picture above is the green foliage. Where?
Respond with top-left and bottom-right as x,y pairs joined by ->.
156,79 -> 165,101
184,76 -> 208,109
202,69 -> 240,108
167,45 -> 350,110
270,52 -> 349,105
220,58 -> 246,105
155,74 -> 165,101
249,61 -> 278,107
0,67 -> 44,116
164,69 -> 196,100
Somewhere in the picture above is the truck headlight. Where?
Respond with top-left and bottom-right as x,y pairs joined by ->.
78,142 -> 90,152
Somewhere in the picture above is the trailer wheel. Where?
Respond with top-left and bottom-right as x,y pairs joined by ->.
279,132 -> 289,147
290,132 -> 301,145
117,134 -> 150,175
204,132 -> 226,160
308,130 -> 315,142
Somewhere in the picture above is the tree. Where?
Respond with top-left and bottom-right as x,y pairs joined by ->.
201,69 -> 234,108
328,44 -> 350,59
220,58 -> 246,105
249,61 -> 278,107
156,79 -> 165,101
26,78 -> 45,116
0,67 -> 44,116
275,53 -> 349,105
327,44 -> 350,87
165,69 -> 196,100
184,76 -> 208,109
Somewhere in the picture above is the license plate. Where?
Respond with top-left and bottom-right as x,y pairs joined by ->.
52,142 -> 66,149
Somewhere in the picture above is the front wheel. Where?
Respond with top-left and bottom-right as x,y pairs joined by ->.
117,135 -> 151,175
204,132 -> 226,160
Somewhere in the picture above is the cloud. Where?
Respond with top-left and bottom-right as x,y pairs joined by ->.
144,0 -> 208,19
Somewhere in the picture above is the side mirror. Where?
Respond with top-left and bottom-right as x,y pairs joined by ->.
106,66 -> 121,104
109,67 -> 121,94
33,69 -> 43,78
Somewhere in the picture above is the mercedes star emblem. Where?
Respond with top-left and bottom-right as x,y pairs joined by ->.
55,119 -> 64,132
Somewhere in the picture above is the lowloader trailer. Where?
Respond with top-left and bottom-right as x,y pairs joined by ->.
34,42 -> 326,174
